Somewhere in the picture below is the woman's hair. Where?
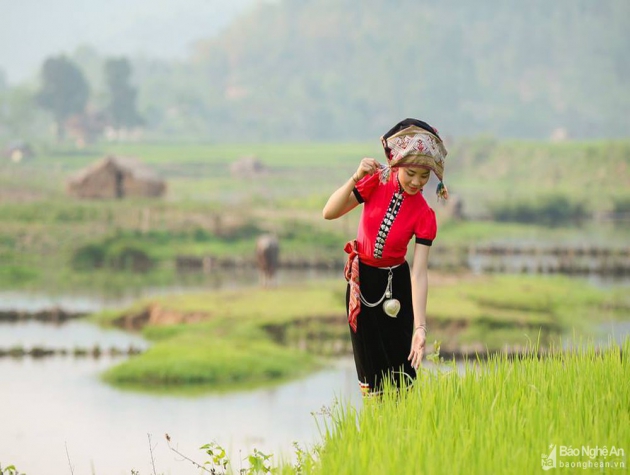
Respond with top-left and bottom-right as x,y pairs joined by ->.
382,118 -> 440,141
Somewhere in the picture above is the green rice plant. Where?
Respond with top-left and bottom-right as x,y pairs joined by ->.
287,337 -> 629,475
0,464 -> 26,475
163,433 -> 290,475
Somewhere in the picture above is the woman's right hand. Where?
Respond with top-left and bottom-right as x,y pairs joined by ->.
355,158 -> 382,181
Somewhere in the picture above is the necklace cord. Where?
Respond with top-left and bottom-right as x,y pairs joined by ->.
359,267 -> 394,307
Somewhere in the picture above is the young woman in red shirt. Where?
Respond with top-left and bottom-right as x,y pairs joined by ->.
323,118 -> 448,396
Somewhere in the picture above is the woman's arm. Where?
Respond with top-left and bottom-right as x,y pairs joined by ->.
408,242 -> 430,369
322,157 -> 381,220
322,176 -> 360,220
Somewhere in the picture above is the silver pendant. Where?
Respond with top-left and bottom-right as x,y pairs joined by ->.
383,298 -> 400,318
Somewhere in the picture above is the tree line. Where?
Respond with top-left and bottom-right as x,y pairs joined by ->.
1,0 -> 628,143
0,56 -> 142,144
37,56 -> 143,142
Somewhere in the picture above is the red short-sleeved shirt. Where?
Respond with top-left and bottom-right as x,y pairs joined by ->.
353,172 -> 437,267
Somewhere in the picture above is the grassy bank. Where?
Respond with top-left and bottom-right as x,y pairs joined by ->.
93,281 -> 347,393
1,139 -> 628,293
448,138 -> 630,215
282,338 -> 629,475
427,273 -> 628,352
90,274 -> 629,393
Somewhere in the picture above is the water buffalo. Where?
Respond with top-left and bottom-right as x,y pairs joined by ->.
256,234 -> 280,287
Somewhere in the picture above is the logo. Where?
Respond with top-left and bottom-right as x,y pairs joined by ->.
541,444 -> 626,471
542,444 -> 557,471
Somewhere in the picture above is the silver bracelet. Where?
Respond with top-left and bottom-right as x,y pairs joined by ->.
414,324 -> 427,334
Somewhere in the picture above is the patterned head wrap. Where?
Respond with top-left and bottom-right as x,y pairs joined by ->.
380,118 -> 449,200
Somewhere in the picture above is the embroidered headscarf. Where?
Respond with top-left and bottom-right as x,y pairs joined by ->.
380,118 -> 449,200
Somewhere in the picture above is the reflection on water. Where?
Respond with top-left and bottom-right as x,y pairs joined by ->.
0,268 -> 340,313
0,354 -> 361,475
0,269 -> 344,473
0,309 -> 356,474
596,321 -> 630,346
1,267 -> 627,474
1,320 -> 627,474
468,254 -> 630,288
0,320 -> 148,350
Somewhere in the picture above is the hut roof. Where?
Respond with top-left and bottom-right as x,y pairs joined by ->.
230,155 -> 267,177
68,155 -> 163,185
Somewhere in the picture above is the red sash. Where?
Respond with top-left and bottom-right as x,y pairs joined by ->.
344,240 -> 361,333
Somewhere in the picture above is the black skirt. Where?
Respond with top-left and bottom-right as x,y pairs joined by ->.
346,260 -> 416,395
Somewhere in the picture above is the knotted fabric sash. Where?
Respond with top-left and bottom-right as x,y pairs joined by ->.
344,240 -> 361,333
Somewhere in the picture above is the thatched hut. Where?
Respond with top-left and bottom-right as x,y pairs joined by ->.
66,156 -> 166,199
230,155 -> 267,178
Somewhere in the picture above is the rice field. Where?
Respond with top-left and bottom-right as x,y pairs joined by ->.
280,337 -> 629,475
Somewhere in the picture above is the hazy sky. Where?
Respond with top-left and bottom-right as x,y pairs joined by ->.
0,0 -> 259,85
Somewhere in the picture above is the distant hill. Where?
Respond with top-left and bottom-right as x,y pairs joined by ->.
177,0 -> 629,141
4,0 -> 628,142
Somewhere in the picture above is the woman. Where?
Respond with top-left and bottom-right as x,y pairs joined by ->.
322,118 -> 448,396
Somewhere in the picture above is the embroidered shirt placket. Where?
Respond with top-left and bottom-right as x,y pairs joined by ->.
373,191 -> 405,259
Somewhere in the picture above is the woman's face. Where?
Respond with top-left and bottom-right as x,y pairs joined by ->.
397,167 -> 431,195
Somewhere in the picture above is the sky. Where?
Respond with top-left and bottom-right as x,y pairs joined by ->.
0,0 -> 260,85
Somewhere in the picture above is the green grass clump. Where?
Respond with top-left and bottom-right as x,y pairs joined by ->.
291,338 -> 629,475
102,331 -> 315,391
99,281 -> 346,392
426,274 -> 626,350
95,274 -> 628,393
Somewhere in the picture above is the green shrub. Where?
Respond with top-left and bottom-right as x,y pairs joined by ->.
612,196 -> 630,215
72,239 -> 154,272
105,243 -> 154,272
0,265 -> 38,284
489,194 -> 587,226
71,243 -> 107,270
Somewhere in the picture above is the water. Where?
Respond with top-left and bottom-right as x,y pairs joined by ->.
0,320 -> 148,350
595,321 -> 630,346
1,318 -> 627,474
0,268 -> 340,314
468,253 -> 630,287
0,344 -> 361,475
1,266 -> 627,474
0,269 -> 356,474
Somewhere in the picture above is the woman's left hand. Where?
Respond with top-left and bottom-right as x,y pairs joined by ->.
408,329 -> 426,370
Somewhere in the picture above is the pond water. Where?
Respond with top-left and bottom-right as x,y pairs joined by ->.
0,268 -> 341,314
3,318 -> 626,475
0,340 -> 361,475
1,267 -> 628,474
0,319 -> 148,350
468,253 -> 630,288
0,269 -> 351,474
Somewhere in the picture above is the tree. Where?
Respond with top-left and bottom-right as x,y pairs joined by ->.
36,56 -> 89,141
0,68 -> 7,92
104,57 -> 143,130
0,85 -> 43,140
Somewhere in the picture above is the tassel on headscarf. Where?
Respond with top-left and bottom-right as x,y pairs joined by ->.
379,164 -> 391,184
437,181 -> 449,201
